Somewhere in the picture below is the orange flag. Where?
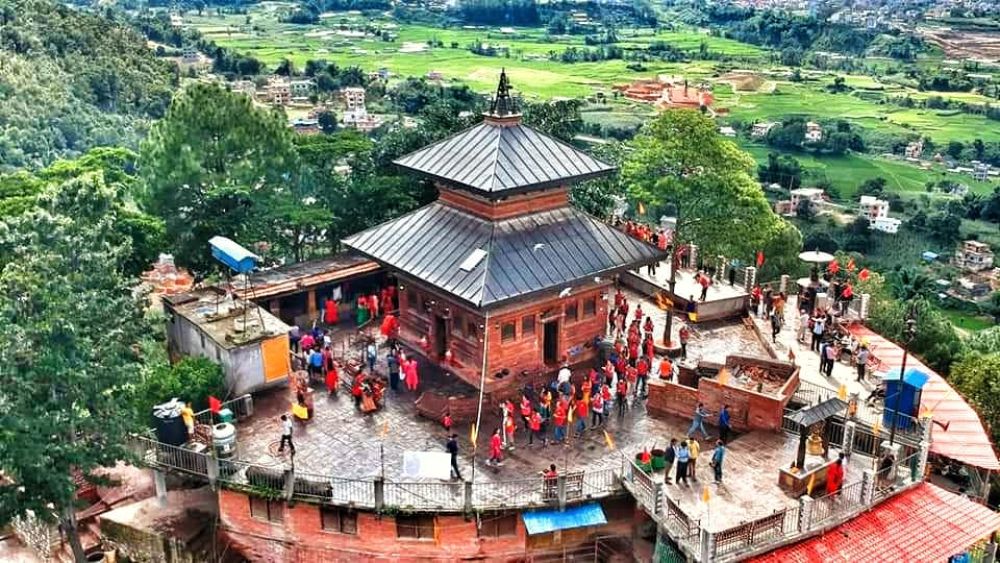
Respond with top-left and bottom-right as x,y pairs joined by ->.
470,422 -> 478,445
701,485 -> 711,503
603,430 -> 616,451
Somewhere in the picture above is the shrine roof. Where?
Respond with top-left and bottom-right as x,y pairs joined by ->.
393,120 -> 615,197
342,201 -> 666,308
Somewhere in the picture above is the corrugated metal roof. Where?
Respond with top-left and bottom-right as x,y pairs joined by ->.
787,398 -> 847,427
848,325 -> 1000,471
522,503 -> 607,536
342,202 -> 666,308
749,483 -> 1000,562
393,121 -> 615,196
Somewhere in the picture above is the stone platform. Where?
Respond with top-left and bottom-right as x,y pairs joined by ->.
623,264 -> 749,322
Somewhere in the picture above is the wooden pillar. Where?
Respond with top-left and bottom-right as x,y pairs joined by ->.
307,289 -> 318,321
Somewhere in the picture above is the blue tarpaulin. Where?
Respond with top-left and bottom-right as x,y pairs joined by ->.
522,503 -> 607,535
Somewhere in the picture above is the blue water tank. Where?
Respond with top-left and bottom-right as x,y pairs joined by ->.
209,236 -> 259,274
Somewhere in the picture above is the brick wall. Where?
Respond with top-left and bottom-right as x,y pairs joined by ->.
218,490 -> 638,562
646,379 -> 699,420
437,186 -> 569,221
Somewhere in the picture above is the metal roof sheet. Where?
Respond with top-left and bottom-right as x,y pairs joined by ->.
393,121 -> 615,196
522,503 -> 607,535
749,483 -> 1000,563
787,398 -> 847,427
849,325 -> 1000,471
342,202 -> 666,308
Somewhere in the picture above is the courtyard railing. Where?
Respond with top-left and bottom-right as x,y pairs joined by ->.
126,434 -> 625,513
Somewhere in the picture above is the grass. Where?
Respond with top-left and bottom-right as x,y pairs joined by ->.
938,307 -> 993,333
742,144 -> 996,199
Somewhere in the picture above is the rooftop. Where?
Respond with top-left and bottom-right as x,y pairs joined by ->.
163,287 -> 290,349
749,482 -> 1000,562
343,202 -> 665,308
240,253 -> 379,300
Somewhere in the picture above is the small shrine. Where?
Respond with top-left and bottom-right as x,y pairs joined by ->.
778,397 -> 848,496
344,70 -> 666,392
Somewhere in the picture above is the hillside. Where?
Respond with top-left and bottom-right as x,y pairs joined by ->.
0,0 -> 177,171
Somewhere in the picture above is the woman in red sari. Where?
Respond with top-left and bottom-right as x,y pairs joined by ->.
325,362 -> 339,395
324,298 -> 338,326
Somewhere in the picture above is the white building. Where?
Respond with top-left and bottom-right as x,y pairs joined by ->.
290,80 -> 315,98
859,195 -> 890,223
752,122 -> 778,139
229,80 -> 257,98
343,87 -> 366,110
788,187 -> 825,216
805,121 -> 823,143
972,161 -> 990,182
872,217 -> 901,234
904,139 -> 924,160
954,240 -> 995,272
718,126 -> 737,137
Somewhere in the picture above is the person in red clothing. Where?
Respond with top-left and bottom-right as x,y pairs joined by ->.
636,356 -> 649,397
634,303 -> 644,322
520,394 -> 533,435
489,428 -> 503,466
643,335 -> 655,360
826,454 -> 845,495
323,298 -> 338,326
352,372 -> 365,409
324,361 -> 339,395
591,391 -> 605,428
573,395 -> 588,436
504,410 -> 516,450
528,410 -> 545,446
442,411 -> 453,432
553,401 -> 568,444
698,272 -> 711,302
643,316 -> 654,338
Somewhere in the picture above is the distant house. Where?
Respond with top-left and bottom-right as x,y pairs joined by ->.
955,275 -> 993,301
752,122 -> 778,139
262,77 -> 291,106
922,251 -> 939,262
904,140 -> 924,160
951,184 -> 969,197
954,240 -> 995,272
872,217 -> 901,234
972,161 -> 990,182
859,195 -> 890,223
290,79 -> 315,98
782,187 -> 825,217
718,126 -> 737,137
615,77 -> 714,111
229,80 -> 256,97
289,118 -> 320,135
181,45 -> 200,64
804,121 -> 823,143
426,70 -> 444,80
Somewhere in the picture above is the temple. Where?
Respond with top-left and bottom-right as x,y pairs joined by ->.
344,70 -> 666,391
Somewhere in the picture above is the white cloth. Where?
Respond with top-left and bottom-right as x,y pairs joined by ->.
557,367 -> 571,384
402,451 -> 452,480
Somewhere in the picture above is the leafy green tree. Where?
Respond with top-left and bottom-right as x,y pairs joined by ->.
570,142 -> 628,218
522,99 -> 584,142
140,83 -> 297,272
965,326 -> 1000,354
134,356 -> 225,419
867,298 -> 963,373
623,110 -> 791,343
0,175 -> 149,560
948,353 -> 1000,444
886,266 -> 935,301
981,292 -> 1000,325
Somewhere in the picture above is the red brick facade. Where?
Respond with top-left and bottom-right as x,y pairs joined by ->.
397,276 -> 611,393
218,490 -> 641,562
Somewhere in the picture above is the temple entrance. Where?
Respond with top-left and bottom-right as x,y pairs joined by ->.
543,321 -> 559,364
434,315 -> 448,358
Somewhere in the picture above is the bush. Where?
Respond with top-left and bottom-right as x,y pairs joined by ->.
134,357 -> 226,418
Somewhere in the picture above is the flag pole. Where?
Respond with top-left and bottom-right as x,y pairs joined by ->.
471,310 -> 490,485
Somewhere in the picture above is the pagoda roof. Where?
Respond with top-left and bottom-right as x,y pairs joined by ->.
342,202 -> 666,308
393,121 -> 615,197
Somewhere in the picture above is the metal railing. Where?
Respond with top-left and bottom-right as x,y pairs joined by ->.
383,481 -> 465,511
713,508 -> 795,558
663,494 -> 700,543
129,433 -> 622,512
810,480 -> 865,527
622,460 -> 660,515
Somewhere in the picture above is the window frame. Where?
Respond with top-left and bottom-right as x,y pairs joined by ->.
500,321 -> 517,343
565,301 -> 579,323
320,506 -> 358,535
583,296 -> 597,318
478,512 -> 518,538
521,315 -> 536,337
249,497 -> 284,523
396,514 -> 435,540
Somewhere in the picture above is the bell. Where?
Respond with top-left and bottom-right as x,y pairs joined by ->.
806,428 -> 825,456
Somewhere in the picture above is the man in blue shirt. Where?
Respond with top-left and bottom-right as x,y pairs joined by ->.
687,403 -> 710,439
675,441 -> 690,486
718,404 -> 732,444
308,348 -> 323,379
711,440 -> 725,484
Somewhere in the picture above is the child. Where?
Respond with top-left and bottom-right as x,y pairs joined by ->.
442,411 -> 453,432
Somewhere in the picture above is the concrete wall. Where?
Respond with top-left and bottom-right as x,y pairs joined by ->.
646,379 -> 700,421
164,312 -> 266,397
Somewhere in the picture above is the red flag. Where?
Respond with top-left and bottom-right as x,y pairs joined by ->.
858,268 -> 870,281
846,258 -> 856,272
827,259 -> 840,274
756,250 -> 764,268
208,396 -> 222,414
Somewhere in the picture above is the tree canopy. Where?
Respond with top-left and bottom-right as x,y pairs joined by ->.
140,83 -> 297,273
623,109 -> 793,262
0,174 -> 149,559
